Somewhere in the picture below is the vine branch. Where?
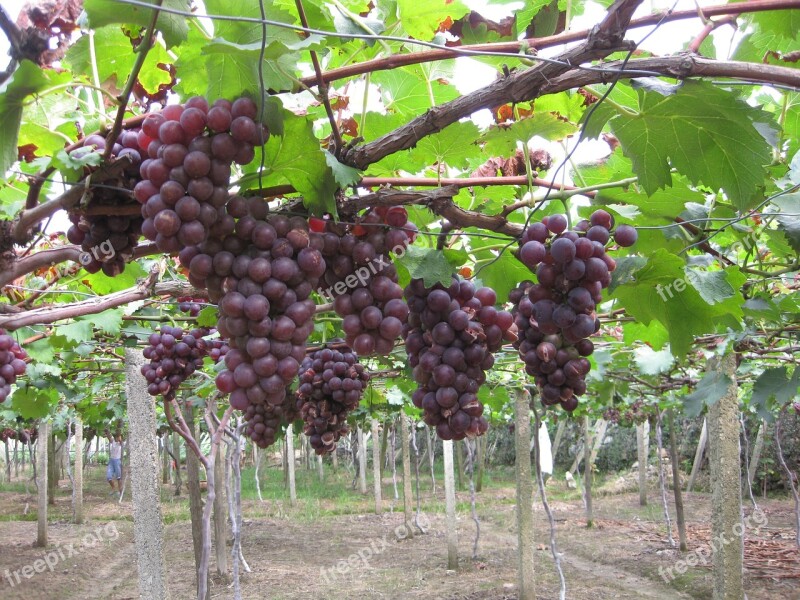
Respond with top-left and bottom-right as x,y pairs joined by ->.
104,0 -> 163,157
296,0 -> 800,89
0,268 -> 203,330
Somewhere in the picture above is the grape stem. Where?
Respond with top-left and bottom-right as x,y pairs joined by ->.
103,0 -> 164,159
294,0 -> 344,157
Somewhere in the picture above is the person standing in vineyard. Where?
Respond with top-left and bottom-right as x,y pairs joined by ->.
107,434 -> 124,496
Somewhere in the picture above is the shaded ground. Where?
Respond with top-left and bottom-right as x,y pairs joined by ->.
0,465 -> 797,599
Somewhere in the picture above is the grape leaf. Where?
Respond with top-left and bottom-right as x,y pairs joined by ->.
474,251 -> 532,305
197,306 -> 219,328
82,308 -> 124,336
414,121 -> 481,169
82,0 -> 189,48
623,321 -> 669,351
10,386 -> 59,420
772,194 -> 800,252
608,81 -> 774,211
258,111 -> 338,215
751,10 -> 800,42
64,26 -> 173,94
684,268 -> 737,305
82,260 -> 147,295
683,368 -> 733,418
202,35 -> 323,98
611,249 -> 746,359
750,366 -> 800,421
396,0 -> 469,41
325,151 -> 361,188
56,320 -> 94,344
373,68 -> 459,117
482,113 -> 577,156
0,60 -> 60,176
395,246 -> 466,288
633,346 -> 674,375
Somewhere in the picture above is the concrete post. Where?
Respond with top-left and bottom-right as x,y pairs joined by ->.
73,417 -> 84,524
125,349 -> 171,600
708,353 -> 743,600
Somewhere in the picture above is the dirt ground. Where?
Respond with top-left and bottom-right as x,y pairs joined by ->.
0,467 -> 798,600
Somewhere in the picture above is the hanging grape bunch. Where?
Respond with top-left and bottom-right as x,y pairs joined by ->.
141,324 -> 228,400
182,208 -> 326,447
295,344 -> 370,454
317,206 -> 417,356
135,97 -> 269,254
66,131 -> 147,276
511,210 -> 637,411
0,330 -> 28,403
404,276 -> 517,441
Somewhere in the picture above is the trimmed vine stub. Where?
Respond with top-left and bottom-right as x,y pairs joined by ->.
510,211 -> 637,411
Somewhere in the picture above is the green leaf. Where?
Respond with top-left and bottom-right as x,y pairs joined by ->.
10,385 -> 59,420
477,381 -> 510,412
81,308 -> 124,335
56,320 -> 94,344
742,297 -> 781,321
772,193 -> 800,252
684,268 -> 736,305
81,260 -> 147,295
415,121 -> 481,169
202,34 -> 323,96
372,68 -> 459,117
324,151 -> 361,188
751,367 -> 800,411
396,0 -> 470,41
597,179 -> 705,221
395,246 -> 462,288
608,255 -> 647,293
633,346 -> 674,375
64,26 -> 173,94
751,10 -> 800,42
197,306 -> 219,328
0,60 -> 56,176
258,111 -> 338,215
82,0 -> 189,48
623,321 -> 669,351
608,81 -> 774,211
482,113 -> 577,156
683,369 -> 733,418
474,251 -> 533,305
611,249 -> 746,358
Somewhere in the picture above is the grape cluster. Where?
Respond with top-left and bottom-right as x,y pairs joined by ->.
512,210 -> 637,410
135,97 -> 268,254
404,277 -> 516,440
0,331 -> 28,402
16,428 -> 37,444
141,325 -> 228,400
318,206 -> 417,356
176,296 -> 207,317
67,132 -> 146,276
295,345 -> 370,454
179,208 -> 325,447
242,398 -> 296,449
